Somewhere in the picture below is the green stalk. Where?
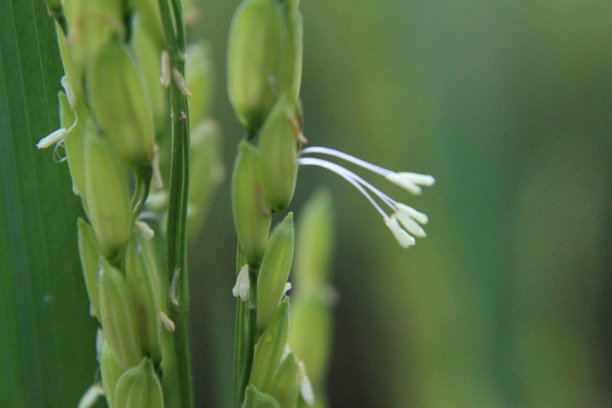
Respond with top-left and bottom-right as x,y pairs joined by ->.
158,0 -> 193,407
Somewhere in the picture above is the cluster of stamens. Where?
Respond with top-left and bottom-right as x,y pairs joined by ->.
299,146 -> 435,248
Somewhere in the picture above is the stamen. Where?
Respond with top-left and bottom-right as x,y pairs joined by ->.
77,384 -> 104,408
299,157 -> 388,218
395,203 -> 429,224
385,215 -> 416,248
301,146 -> 391,177
37,128 -> 67,149
232,264 -> 251,301
394,211 -> 426,238
298,362 -> 315,405
299,151 -> 433,248
301,146 -> 435,195
52,141 -> 67,163
386,172 -> 435,195
135,220 -> 155,240
160,311 -> 176,332
172,68 -> 192,97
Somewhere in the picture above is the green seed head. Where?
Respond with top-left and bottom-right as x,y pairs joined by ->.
77,218 -> 102,318
258,98 -> 299,212
87,38 -> 155,169
84,129 -> 131,258
232,141 -> 271,266
125,233 -> 162,363
99,259 -> 143,371
113,358 -> 164,408
242,385 -> 281,408
227,0 -> 284,131
250,300 -> 290,392
270,352 -> 300,408
256,213 -> 294,330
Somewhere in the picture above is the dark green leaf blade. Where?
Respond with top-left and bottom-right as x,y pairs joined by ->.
0,1 -> 99,407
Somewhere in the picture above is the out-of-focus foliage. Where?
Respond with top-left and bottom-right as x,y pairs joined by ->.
191,0 -> 611,407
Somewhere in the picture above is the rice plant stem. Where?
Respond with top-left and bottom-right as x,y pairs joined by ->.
158,0 -> 193,407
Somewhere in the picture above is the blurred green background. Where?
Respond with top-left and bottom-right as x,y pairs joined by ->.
190,0 -> 612,407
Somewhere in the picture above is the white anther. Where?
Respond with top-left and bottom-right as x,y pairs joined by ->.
36,128 -> 67,149
298,362 -> 315,405
385,215 -> 416,248
394,211 -> 426,238
395,202 -> 429,224
160,311 -> 176,332
135,220 -> 155,240
385,172 -> 435,195
232,264 -> 250,301
172,68 -> 192,97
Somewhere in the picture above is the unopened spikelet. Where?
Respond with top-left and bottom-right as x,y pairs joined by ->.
87,39 -> 155,169
124,233 -> 162,363
270,353 -> 301,408
99,259 -> 143,371
67,0 -> 124,69
279,2 -> 303,102
258,98 -> 299,211
227,0 -> 284,130
250,300 -> 290,392
232,141 -> 271,266
100,340 -> 122,408
113,358 -> 164,408
256,213 -> 294,330
242,385 -> 281,408
77,218 -> 102,318
84,129 -> 131,258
